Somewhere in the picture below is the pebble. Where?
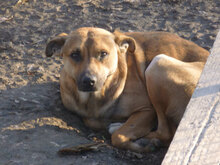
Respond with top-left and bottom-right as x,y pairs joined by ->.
19,97 -> 27,101
31,99 -> 40,104
27,64 -> 44,75
82,156 -> 87,160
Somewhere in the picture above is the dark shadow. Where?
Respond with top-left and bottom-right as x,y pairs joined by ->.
0,82 -> 166,165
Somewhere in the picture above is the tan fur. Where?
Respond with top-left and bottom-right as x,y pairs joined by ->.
46,27 -> 209,152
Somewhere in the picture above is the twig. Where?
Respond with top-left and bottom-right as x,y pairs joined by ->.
58,142 -> 108,155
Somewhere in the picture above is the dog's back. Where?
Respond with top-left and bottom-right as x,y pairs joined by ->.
126,31 -> 209,63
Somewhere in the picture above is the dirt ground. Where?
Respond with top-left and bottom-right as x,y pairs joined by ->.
0,0 -> 219,164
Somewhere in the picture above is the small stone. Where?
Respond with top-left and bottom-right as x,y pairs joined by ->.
27,64 -> 44,75
31,99 -> 40,104
82,156 -> 87,160
20,97 -> 27,101
133,152 -> 143,159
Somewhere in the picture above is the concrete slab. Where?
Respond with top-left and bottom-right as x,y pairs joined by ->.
162,30 -> 220,165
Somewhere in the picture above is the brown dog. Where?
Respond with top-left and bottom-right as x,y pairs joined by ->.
45,27 -> 209,152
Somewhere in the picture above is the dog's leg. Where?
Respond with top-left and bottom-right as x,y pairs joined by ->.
111,110 -> 157,152
144,54 -> 203,147
143,106 -> 176,147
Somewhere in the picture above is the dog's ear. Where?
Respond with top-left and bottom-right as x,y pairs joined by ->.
113,30 -> 136,54
45,33 -> 68,57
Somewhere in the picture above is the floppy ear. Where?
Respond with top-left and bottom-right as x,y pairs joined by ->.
113,30 -> 136,54
45,33 -> 68,57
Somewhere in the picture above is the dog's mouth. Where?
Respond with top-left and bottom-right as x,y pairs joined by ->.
77,85 -> 97,92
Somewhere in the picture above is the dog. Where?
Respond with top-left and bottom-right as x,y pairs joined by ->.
45,27 -> 209,152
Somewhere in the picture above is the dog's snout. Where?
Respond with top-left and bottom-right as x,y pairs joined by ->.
82,75 -> 96,87
78,72 -> 97,92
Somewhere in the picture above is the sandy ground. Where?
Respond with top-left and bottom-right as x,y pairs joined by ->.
0,0 -> 219,164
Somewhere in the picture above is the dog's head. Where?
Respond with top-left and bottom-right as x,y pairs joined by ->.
46,27 -> 135,92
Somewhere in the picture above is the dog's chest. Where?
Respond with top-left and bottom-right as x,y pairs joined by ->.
109,73 -> 152,119
78,91 -> 90,103
95,83 -> 151,120
74,91 -> 115,118
77,77 -> 150,120
110,91 -> 151,119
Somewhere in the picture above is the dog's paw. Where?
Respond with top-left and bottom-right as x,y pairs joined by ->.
108,122 -> 124,134
134,138 -> 162,152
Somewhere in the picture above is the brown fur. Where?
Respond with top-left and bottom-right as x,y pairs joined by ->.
46,27 -> 209,152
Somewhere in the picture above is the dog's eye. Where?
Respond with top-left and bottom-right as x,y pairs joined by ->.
99,51 -> 108,60
70,50 -> 81,62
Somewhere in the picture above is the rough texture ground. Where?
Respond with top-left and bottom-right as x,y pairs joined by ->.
0,0 -> 219,164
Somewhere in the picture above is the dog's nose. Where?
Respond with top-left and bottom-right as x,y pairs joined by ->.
78,72 -> 98,92
82,76 -> 96,87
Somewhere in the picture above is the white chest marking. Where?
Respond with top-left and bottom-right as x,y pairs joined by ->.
78,91 -> 90,103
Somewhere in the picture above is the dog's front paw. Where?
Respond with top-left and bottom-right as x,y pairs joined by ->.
108,122 -> 124,134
